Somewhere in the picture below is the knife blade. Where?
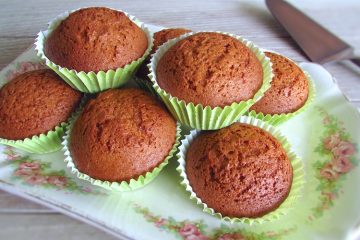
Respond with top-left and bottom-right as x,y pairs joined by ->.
266,0 -> 359,67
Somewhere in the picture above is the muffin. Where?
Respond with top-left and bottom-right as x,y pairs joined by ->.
69,88 -> 177,182
250,52 -> 309,115
155,32 -> 263,108
0,69 -> 82,140
44,7 -> 148,72
152,28 -> 192,54
136,28 -> 191,80
185,122 -> 293,218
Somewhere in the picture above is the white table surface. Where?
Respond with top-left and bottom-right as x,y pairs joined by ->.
0,0 -> 359,239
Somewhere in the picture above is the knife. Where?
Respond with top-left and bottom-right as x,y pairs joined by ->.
266,0 -> 360,67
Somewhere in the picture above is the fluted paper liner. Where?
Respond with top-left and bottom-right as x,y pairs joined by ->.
35,8 -> 154,93
62,110 -> 182,191
0,124 -> 66,154
134,77 -> 159,98
176,116 -> 305,224
148,31 -> 274,130
247,51 -> 316,126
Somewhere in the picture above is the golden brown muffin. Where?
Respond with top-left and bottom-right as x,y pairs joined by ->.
250,52 -> 309,114
136,28 -> 191,80
156,32 -> 263,108
70,88 -> 176,182
186,123 -> 293,218
0,69 -> 82,140
45,7 -> 148,72
152,28 -> 191,54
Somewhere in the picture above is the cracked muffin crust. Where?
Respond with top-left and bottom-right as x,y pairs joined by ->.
250,52 -> 309,114
186,122 -> 293,218
70,88 -> 176,182
152,28 -> 191,54
0,69 -> 82,140
45,7 -> 148,72
137,28 -> 191,80
156,32 -> 263,108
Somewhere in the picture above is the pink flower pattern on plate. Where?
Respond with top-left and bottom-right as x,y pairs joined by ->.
319,164 -> 339,180
14,162 -> 41,177
4,147 -> 104,195
155,219 -> 165,227
310,107 -> 358,220
323,133 -> 341,150
179,224 -> 209,240
332,156 -> 353,173
25,174 -> 48,185
319,139 -> 355,179
47,176 -> 67,189
19,162 -> 41,171
14,168 -> 35,177
133,203 -> 296,240
332,141 -> 356,158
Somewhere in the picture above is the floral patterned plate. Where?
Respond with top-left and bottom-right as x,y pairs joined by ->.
0,24 -> 360,240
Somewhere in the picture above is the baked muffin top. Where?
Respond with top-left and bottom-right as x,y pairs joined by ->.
152,28 -> 191,53
136,28 -> 191,80
70,88 -> 176,182
45,7 -> 148,72
156,32 -> 263,108
0,69 -> 82,140
250,52 -> 309,114
186,123 -> 293,218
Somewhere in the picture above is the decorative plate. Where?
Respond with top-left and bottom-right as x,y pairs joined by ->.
0,24 -> 359,240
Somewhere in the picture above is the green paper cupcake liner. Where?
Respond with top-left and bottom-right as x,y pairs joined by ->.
148,31 -> 274,130
0,123 -> 66,154
35,8 -> 154,93
176,116 -> 305,224
247,52 -> 316,126
134,77 -> 159,98
62,109 -> 182,192
0,95 -> 87,154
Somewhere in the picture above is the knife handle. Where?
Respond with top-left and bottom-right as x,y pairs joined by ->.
351,58 -> 360,68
